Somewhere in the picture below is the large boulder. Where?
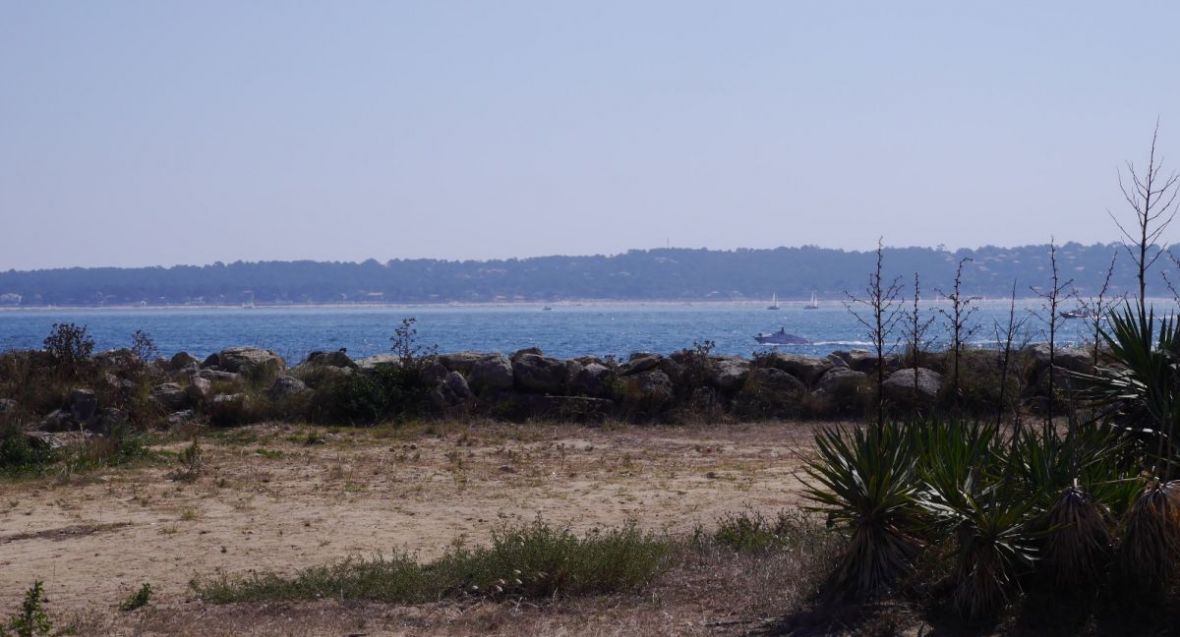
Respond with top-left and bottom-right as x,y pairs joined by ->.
619,353 -> 662,376
1022,344 -> 1092,374
70,388 -> 98,423
831,350 -> 881,374
569,362 -> 615,397
268,376 -> 309,400
169,352 -> 198,371
213,347 -> 287,380
197,369 -> 244,384
883,368 -> 943,408
152,383 -> 189,411
468,354 -> 514,393
512,353 -> 569,394
619,369 -> 675,415
814,367 -> 869,396
712,357 -> 750,392
761,353 -> 832,386
437,352 -> 488,375
187,376 -> 213,403
356,354 -> 400,371
736,367 -> 806,417
302,350 -> 357,369
432,371 -> 474,408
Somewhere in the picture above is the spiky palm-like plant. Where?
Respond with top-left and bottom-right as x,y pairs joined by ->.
1116,481 -> 1180,594
802,423 -> 923,597
914,419 -> 1039,618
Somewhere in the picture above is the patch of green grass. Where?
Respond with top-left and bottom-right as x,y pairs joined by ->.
119,583 -> 152,612
193,519 -> 669,604
254,447 -> 284,460
709,509 -> 827,553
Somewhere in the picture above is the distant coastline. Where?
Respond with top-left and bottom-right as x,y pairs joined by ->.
0,243 -> 1168,308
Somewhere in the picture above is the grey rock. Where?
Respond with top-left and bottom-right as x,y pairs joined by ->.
268,376 -> 309,400
152,383 -> 188,411
70,388 -> 98,423
302,350 -> 358,369
187,377 -> 213,402
570,362 -> 615,397
511,347 -> 545,362
167,409 -> 197,427
745,367 -> 806,394
712,357 -> 750,392
0,398 -> 18,414
513,353 -> 569,394
1022,343 -> 1092,374
815,367 -> 869,396
170,352 -> 198,371
197,369 -> 243,384
468,354 -> 514,392
620,369 -> 675,413
619,353 -> 662,376
214,347 -> 287,379
883,368 -> 943,407
356,354 -> 400,371
433,371 -> 474,408
437,352 -> 488,375
95,348 -> 140,370
39,409 -> 74,432
762,353 -> 833,386
90,407 -> 127,434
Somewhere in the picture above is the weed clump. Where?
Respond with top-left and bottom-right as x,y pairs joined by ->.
193,520 -> 668,604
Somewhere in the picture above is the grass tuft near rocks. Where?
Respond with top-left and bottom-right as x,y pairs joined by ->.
193,519 -> 670,604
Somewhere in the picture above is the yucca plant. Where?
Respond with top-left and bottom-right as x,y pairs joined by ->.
1116,480 -> 1180,594
914,419 -> 1039,618
1075,302 -> 1180,472
802,423 -> 924,597
1040,483 -> 1112,589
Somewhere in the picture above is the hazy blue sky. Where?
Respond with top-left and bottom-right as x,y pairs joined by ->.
2,2 -> 1179,269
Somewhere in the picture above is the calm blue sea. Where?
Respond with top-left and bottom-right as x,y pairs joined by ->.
0,300 -> 1131,363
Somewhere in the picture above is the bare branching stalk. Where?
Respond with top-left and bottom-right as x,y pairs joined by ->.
1107,120 -> 1180,311
1031,239 -> 1073,429
994,280 -> 1028,436
1072,251 -> 1122,367
844,238 -> 904,433
905,273 -> 937,401
937,257 -> 980,400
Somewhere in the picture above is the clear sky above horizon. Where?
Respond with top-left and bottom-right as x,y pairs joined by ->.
2,2 -> 1179,270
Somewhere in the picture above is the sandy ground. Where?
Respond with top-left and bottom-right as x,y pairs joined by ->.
0,420 -> 823,627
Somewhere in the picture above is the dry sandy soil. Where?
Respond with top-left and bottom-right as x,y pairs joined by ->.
0,419 -> 834,636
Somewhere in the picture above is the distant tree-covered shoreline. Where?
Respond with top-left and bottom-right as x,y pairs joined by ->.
0,243 -> 1170,307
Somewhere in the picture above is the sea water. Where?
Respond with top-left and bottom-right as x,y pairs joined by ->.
0,300 -> 1129,363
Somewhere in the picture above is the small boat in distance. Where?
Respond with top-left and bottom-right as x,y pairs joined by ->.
754,327 -> 811,345
767,293 -> 780,310
804,292 -> 819,310
1060,308 -> 1098,320
542,305 -> 553,311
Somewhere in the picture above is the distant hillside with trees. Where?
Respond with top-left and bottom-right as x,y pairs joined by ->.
0,243 -> 1172,306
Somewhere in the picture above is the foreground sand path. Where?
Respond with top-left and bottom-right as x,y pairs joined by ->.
0,420 -> 822,616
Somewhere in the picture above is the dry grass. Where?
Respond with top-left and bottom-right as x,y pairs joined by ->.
1,418 -> 833,636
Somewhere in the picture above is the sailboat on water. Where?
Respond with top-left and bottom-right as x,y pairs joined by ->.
804,292 -> 819,310
767,293 -> 780,310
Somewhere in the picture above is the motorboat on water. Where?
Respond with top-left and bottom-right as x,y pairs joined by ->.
754,327 -> 811,345
1060,308 -> 1099,320
804,292 -> 819,310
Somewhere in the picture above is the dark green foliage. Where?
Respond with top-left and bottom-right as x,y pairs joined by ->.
42,322 -> 94,378
0,422 -> 55,475
119,583 -> 152,612
193,520 -> 668,604
710,510 -> 827,553
0,581 -> 52,637
802,423 -> 923,596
